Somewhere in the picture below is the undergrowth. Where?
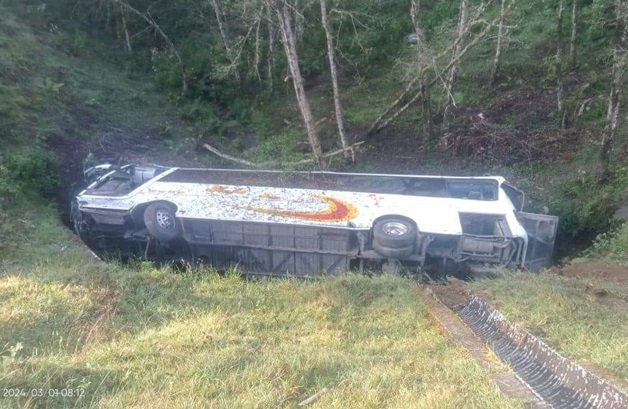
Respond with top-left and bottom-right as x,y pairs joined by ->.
585,223 -> 628,263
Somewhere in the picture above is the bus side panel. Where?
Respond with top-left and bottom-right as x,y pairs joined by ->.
183,219 -> 353,276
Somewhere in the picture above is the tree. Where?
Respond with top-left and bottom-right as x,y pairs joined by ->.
489,0 -> 507,87
320,0 -> 349,157
271,0 -> 324,168
443,0 -> 470,130
598,0 -> 628,180
570,0 -> 579,69
368,0 -> 504,136
209,0 -> 242,83
111,0 -> 187,95
410,0 -> 432,140
556,0 -> 566,129
266,3 -> 277,90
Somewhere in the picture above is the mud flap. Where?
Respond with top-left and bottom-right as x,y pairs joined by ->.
457,296 -> 627,409
519,212 -> 559,271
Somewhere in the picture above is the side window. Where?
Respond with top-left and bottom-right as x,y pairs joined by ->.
446,180 -> 498,201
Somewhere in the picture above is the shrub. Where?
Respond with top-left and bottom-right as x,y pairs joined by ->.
0,150 -> 60,204
550,169 -> 628,246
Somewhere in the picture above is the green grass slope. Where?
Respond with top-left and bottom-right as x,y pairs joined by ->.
0,3 -> 523,408
0,204 -> 522,408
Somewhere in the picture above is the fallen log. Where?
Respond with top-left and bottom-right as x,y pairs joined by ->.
202,141 -> 363,168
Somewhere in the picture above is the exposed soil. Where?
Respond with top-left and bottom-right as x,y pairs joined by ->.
427,278 -> 472,310
553,261 -> 628,284
551,261 -> 628,311
50,127 -> 207,185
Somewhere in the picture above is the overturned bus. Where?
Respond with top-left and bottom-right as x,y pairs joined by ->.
71,164 -> 558,277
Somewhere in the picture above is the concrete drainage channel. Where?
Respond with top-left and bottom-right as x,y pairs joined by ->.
427,289 -> 628,409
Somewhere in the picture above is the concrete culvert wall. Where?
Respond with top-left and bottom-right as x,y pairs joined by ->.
457,295 -> 627,409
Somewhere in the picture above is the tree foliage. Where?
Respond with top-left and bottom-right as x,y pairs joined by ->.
17,0 -> 626,169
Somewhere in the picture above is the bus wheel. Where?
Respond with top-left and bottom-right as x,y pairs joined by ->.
144,202 -> 181,241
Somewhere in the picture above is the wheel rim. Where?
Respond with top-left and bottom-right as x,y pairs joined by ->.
382,221 -> 409,236
155,208 -> 175,230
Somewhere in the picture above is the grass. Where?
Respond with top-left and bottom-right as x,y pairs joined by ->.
1,0 -> 626,406
0,203 -> 523,409
471,272 -> 628,381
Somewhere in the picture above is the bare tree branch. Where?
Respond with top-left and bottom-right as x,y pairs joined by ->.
111,0 -> 187,95
202,141 -> 364,168
570,0 -> 579,69
556,0 -> 566,129
209,0 -> 242,83
489,0 -> 507,87
368,1 -> 510,136
369,8 -> 507,135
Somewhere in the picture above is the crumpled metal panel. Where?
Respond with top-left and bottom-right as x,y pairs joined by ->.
457,296 -> 627,409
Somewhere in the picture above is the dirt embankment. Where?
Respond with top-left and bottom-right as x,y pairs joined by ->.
555,261 -> 628,284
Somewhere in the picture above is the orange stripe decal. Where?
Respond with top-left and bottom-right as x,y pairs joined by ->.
207,185 -> 247,194
246,195 -> 358,222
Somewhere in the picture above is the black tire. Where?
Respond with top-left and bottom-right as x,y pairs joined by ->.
144,202 -> 181,241
373,217 -> 417,248
372,241 -> 414,259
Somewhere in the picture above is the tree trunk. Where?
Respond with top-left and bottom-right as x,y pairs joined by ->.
556,0 -> 565,129
570,0 -> 579,69
266,3 -> 276,90
209,0 -> 241,83
489,0 -> 506,87
410,0 -> 422,50
253,5 -> 263,81
443,0 -> 470,130
411,0 -> 432,141
421,77 -> 432,142
274,0 -> 324,168
320,0 -> 349,157
120,7 -> 132,53
598,0 -> 628,180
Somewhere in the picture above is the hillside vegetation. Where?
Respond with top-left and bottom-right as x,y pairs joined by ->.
3,0 -> 628,246
1,0 -> 628,407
